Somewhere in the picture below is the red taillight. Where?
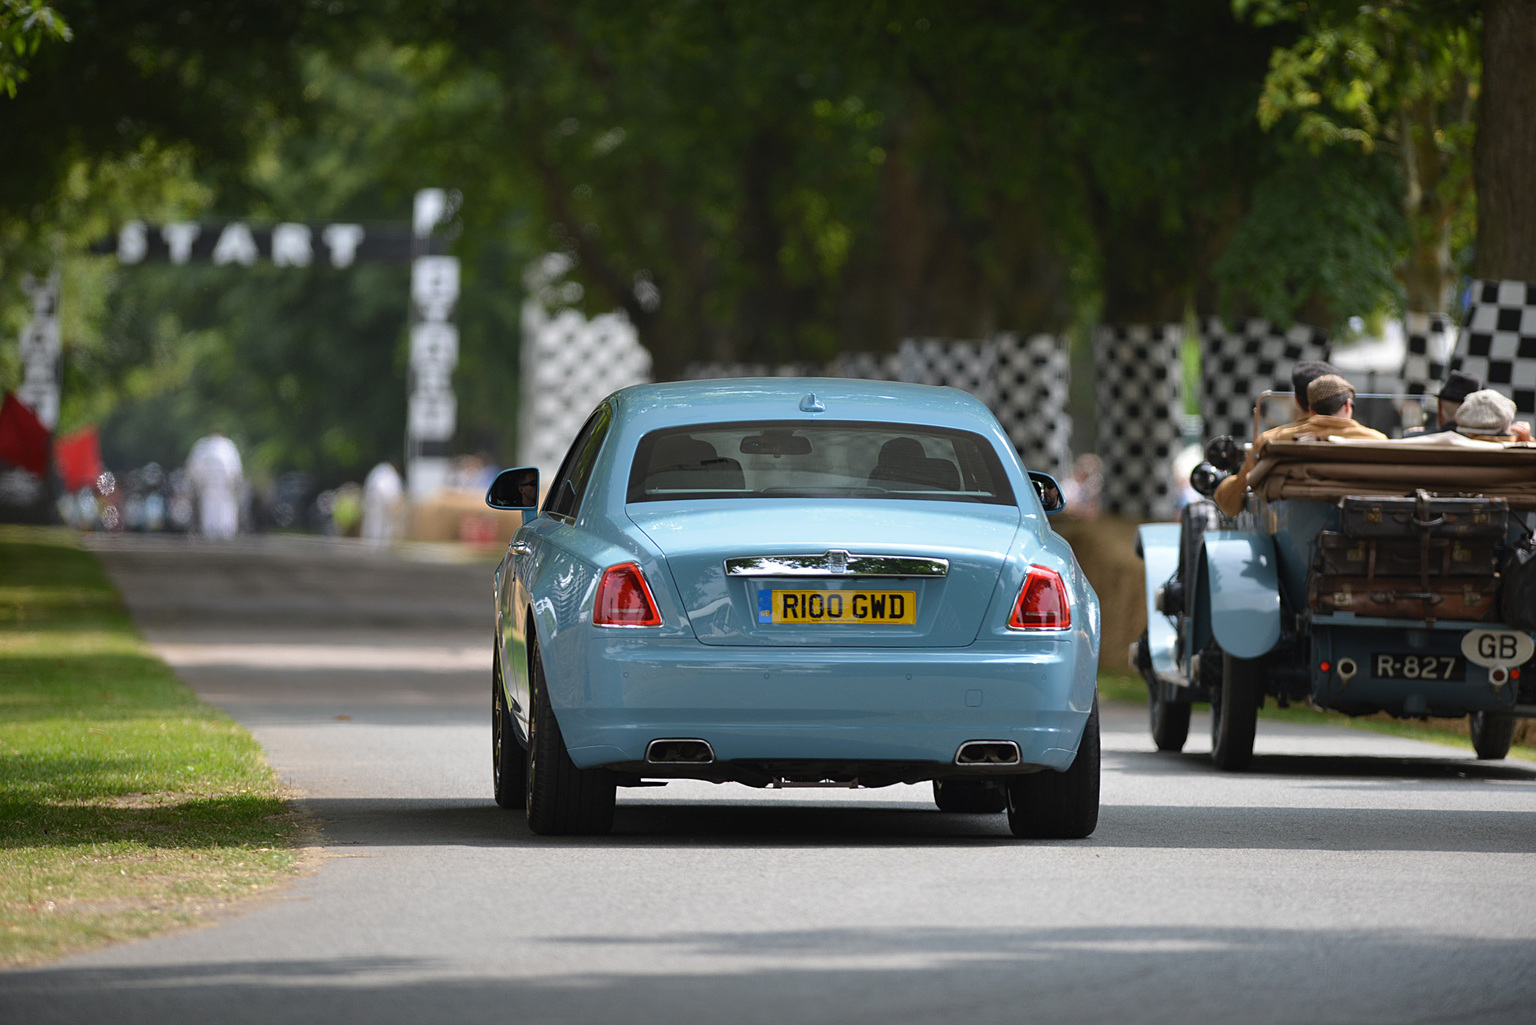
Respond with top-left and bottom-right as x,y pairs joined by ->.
1009,566 -> 1071,630
593,562 -> 663,627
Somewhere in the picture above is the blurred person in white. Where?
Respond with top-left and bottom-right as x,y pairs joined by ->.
362,461 -> 404,546
186,427 -> 243,539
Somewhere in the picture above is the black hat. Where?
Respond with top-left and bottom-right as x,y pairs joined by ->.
1291,360 -> 1338,399
1438,370 -> 1480,404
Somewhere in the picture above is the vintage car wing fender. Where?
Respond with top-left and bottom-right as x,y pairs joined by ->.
1197,531 -> 1282,659
1136,523 -> 1182,676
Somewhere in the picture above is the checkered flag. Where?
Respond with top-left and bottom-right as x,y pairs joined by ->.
1095,324 -> 1183,520
1452,280 -> 1536,413
992,333 -> 1072,479
1199,317 -> 1330,442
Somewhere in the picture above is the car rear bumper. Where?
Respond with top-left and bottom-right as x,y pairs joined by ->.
548,634 -> 1097,773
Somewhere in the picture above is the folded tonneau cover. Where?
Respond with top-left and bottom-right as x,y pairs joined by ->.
1248,438 -> 1536,508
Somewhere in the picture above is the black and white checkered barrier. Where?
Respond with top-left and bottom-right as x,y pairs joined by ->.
896,337 -> 1000,409
1199,317 -> 1330,442
684,362 -> 815,379
684,334 -> 1073,478
1452,279 -> 1536,414
992,333 -> 1072,479
828,351 -> 900,381
1096,324 -> 1184,521
519,301 -> 653,476
1402,311 -> 1457,395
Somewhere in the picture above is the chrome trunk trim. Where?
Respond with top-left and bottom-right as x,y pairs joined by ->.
724,551 -> 949,578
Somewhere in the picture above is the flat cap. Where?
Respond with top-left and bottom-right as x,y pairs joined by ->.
1455,389 -> 1517,435
1306,373 -> 1354,407
1438,370 -> 1480,404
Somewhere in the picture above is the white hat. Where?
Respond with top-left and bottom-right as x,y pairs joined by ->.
1455,389 -> 1518,435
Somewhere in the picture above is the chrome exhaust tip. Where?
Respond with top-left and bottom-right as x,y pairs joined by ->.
645,738 -> 716,764
954,740 -> 1021,766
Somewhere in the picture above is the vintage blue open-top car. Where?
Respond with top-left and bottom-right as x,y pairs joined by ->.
485,378 -> 1101,836
1136,392 -> 1536,769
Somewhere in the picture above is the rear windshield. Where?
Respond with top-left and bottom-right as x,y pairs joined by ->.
627,420 -> 1015,505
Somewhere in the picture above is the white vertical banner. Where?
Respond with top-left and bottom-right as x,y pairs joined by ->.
16,272 -> 62,429
406,189 -> 458,500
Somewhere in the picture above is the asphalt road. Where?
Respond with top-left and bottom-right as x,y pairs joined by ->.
3,534 -> 1535,1025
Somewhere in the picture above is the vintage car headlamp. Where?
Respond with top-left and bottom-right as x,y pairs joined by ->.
1189,461 -> 1224,498
1205,435 -> 1245,472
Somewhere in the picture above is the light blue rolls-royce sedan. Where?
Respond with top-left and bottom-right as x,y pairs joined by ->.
486,378 -> 1101,837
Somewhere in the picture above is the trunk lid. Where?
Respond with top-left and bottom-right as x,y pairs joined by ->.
627,500 -> 1023,646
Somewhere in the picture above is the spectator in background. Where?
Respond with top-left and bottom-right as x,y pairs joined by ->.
362,460 -> 404,546
1060,454 -> 1102,518
186,427 -> 243,539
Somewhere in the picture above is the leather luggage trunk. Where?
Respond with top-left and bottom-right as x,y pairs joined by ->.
1339,494 -> 1508,539
1308,572 -> 1501,621
1314,531 -> 1501,577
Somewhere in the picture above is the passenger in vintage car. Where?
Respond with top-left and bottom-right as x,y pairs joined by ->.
1213,373 -> 1385,516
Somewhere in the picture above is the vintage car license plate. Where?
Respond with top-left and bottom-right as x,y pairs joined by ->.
759,589 -> 916,624
1370,652 -> 1465,681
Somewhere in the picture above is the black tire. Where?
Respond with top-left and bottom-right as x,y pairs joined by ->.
1149,682 -> 1191,753
1469,711 -> 1516,760
492,644 -> 525,809
932,779 -> 1008,814
525,635 -> 616,835
1135,630 -> 1190,752
1006,696 -> 1100,839
1211,652 -> 1261,771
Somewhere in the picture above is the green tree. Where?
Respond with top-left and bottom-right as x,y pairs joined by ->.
0,0 -> 69,97
1234,0 -> 1480,315
1472,0 -> 1536,282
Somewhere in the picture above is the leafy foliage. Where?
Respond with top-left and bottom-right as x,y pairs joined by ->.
1233,0 -> 1481,311
0,0 -> 69,98
0,1 -> 1502,486
1212,147 -> 1406,327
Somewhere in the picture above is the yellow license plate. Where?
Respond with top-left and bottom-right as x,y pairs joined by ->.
760,589 -> 916,625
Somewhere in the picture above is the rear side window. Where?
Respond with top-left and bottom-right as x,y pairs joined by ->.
627,420 -> 1014,505
546,405 -> 613,520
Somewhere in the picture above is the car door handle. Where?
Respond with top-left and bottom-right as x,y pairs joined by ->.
509,541 -> 533,556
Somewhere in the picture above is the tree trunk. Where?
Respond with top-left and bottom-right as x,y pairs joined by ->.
1473,0 -> 1536,280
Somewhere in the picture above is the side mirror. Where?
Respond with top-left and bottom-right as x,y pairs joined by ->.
1028,471 -> 1065,514
486,467 -> 539,511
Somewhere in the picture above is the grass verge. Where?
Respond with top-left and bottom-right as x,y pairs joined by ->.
1099,671 -> 1536,761
0,526 -> 309,967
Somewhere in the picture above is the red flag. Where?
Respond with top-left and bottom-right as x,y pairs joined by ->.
54,424 -> 103,492
0,392 -> 50,477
